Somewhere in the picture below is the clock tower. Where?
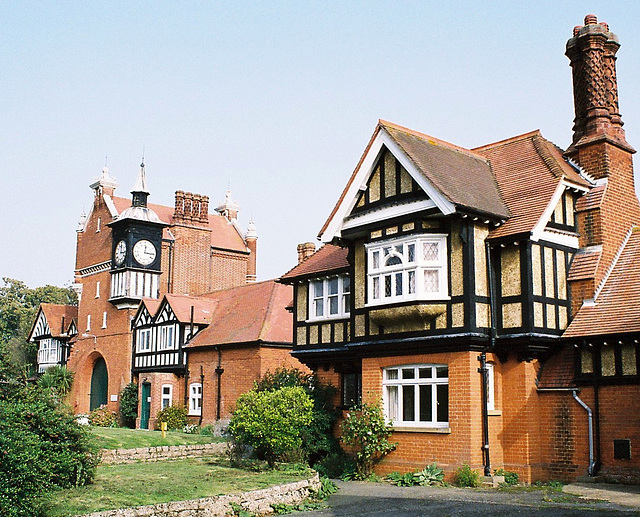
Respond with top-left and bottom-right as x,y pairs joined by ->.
108,161 -> 167,309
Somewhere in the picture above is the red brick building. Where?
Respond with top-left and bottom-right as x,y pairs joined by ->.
60,161 -> 259,416
280,15 -> 640,483
130,280 -> 299,430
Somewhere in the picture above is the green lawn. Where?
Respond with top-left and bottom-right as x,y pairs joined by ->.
90,426 -> 225,449
43,458 -> 312,516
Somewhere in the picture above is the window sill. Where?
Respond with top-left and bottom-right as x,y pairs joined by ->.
188,413 -> 202,417
488,409 -> 502,416
365,297 -> 451,308
392,426 -> 451,434
306,315 -> 350,324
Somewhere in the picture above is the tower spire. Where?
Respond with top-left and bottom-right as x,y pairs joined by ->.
131,158 -> 150,207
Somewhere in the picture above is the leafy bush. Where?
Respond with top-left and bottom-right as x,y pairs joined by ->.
118,382 -> 138,428
313,451 -> 357,479
386,464 -> 444,487
254,367 -> 339,464
37,365 -> 74,398
495,468 -> 519,486
89,404 -> 118,427
0,383 -> 99,517
340,399 -> 397,479
156,405 -> 188,430
228,386 -> 313,468
414,463 -> 445,485
454,463 -> 480,487
200,424 -> 216,436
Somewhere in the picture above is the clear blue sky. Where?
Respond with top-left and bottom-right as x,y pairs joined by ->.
2,1 -> 639,288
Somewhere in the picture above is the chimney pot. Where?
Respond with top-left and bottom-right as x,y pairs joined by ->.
599,21 -> 609,31
584,14 -> 597,25
297,242 -> 316,264
573,26 -> 582,37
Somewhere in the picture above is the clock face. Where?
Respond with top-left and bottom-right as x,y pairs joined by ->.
114,240 -> 126,265
133,239 -> 157,266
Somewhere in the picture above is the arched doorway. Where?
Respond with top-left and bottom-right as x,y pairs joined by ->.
90,357 -> 108,410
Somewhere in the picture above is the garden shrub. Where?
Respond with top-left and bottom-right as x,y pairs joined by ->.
200,424 -> 216,436
228,386 -> 313,468
118,382 -> 138,428
155,404 -> 188,430
183,424 -> 199,434
340,399 -> 397,479
494,468 -> 519,485
0,383 -> 100,517
387,463 -> 444,486
89,404 -> 118,427
454,463 -> 480,487
313,451 -> 357,479
37,365 -> 74,398
254,367 -> 339,465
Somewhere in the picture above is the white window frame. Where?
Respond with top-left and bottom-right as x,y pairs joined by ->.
486,362 -> 495,411
136,328 -> 152,353
95,281 -> 100,298
158,324 -> 176,351
189,383 -> 202,416
161,384 -> 173,410
366,234 -> 448,306
383,364 -> 449,428
102,311 -> 107,329
308,275 -> 350,321
86,314 -> 91,332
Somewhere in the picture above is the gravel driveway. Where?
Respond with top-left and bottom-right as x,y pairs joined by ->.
293,480 -> 639,516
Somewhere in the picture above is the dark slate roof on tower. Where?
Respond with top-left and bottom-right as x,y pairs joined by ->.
564,226 -> 640,337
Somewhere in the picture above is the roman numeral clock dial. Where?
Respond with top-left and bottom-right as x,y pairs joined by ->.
133,239 -> 157,266
114,240 -> 127,265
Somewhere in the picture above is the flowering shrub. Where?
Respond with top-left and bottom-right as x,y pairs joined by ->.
340,399 -> 396,479
89,404 -> 118,427
183,424 -> 199,434
156,405 -> 188,430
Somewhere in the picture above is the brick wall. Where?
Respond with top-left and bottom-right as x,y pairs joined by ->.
210,250 -> 248,291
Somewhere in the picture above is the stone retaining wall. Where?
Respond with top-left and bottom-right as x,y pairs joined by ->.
84,474 -> 321,516
100,443 -> 227,465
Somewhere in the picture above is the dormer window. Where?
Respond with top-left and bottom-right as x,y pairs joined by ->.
309,275 -> 350,321
366,234 -> 448,305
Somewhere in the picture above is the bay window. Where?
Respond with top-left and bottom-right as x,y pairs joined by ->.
309,275 -> 350,320
383,364 -> 449,428
367,235 -> 448,305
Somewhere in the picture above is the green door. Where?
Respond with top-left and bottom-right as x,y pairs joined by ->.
140,382 -> 151,429
90,358 -> 108,411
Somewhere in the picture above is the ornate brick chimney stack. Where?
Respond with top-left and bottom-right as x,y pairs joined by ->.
172,191 -> 210,225
565,14 -> 634,164
566,15 -> 640,314
297,242 -> 316,264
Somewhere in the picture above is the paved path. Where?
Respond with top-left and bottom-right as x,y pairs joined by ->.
295,480 -> 640,516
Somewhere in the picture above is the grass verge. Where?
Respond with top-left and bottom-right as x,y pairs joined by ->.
42,458 -> 312,516
90,426 -> 225,449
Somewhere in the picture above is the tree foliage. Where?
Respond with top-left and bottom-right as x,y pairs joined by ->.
254,367 -> 339,464
340,399 -> 397,479
0,278 -> 77,376
119,382 -> 139,428
0,379 -> 99,517
228,386 -> 314,468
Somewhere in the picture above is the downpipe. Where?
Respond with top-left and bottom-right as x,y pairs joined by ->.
572,390 -> 596,476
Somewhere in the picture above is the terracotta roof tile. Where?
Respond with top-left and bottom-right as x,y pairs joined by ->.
567,248 -> 602,281
564,226 -> 640,337
280,244 -> 349,281
33,304 -> 78,338
537,345 -> 576,389
576,184 -> 606,212
112,196 -> 247,252
186,280 -> 292,347
475,132 -> 589,239
162,295 -> 219,325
